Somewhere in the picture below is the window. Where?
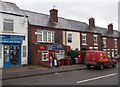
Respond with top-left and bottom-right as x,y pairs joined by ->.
67,34 -> 72,43
114,39 -> 117,48
47,32 -> 51,42
52,32 -> 54,42
103,38 -> 106,47
43,31 -> 47,42
114,49 -> 118,58
3,19 -> 14,31
23,46 -> 26,57
37,30 -> 54,43
0,44 -> 3,60
111,49 -> 114,58
37,30 -> 42,42
42,51 -> 49,61
94,35 -> 98,45
56,50 -> 65,60
82,34 -> 87,45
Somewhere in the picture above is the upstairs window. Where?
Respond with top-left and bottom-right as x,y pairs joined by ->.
67,34 -> 72,43
37,30 -> 54,43
94,35 -> 98,45
82,34 -> 87,45
3,19 -> 14,31
103,38 -> 106,47
114,39 -> 117,48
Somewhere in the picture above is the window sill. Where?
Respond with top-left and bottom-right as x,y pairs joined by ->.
2,31 -> 14,33
94,44 -> 98,45
82,44 -> 87,45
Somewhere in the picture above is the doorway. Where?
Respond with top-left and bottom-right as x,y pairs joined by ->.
49,51 -> 55,67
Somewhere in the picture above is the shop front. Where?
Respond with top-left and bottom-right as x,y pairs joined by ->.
36,43 -> 65,67
0,34 -> 25,68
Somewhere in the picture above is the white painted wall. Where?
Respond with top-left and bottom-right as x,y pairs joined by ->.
66,31 -> 80,50
0,13 -> 28,67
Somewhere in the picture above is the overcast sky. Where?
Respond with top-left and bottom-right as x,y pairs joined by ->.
2,0 -> 119,30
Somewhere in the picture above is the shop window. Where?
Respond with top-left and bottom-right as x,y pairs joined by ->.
56,50 -> 65,60
3,19 -> 14,31
94,35 -> 98,45
4,45 -> 10,62
23,46 -> 26,57
82,34 -> 87,45
42,51 -> 49,61
37,30 -> 54,43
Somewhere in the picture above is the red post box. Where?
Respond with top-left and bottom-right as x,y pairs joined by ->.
78,52 -> 82,63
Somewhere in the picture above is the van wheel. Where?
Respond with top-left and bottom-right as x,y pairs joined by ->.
86,65 -> 91,69
99,64 -> 104,70
112,63 -> 117,67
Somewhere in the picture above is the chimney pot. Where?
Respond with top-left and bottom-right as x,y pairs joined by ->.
49,9 -> 58,22
89,17 -> 95,28
108,23 -> 113,33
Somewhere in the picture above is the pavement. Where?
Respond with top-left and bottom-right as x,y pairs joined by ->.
2,64 -> 86,80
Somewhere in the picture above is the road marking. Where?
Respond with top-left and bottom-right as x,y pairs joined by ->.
76,73 -> 117,84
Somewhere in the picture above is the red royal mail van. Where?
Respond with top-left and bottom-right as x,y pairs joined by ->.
85,50 -> 117,70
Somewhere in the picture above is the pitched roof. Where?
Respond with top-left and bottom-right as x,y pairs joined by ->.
0,1 -> 24,16
1,1 -> 119,38
22,9 -> 120,38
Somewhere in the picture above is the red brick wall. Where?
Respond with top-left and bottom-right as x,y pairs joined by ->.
80,32 -> 102,50
28,25 -> 64,65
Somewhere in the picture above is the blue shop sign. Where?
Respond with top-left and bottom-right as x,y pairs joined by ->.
0,40 -> 22,44
0,35 -> 25,44
0,35 -> 25,40
46,44 -> 63,50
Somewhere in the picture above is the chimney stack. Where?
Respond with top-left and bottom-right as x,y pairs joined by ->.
89,18 -> 95,28
49,9 -> 58,22
108,23 -> 113,33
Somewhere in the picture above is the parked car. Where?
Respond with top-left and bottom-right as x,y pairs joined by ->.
85,50 -> 117,70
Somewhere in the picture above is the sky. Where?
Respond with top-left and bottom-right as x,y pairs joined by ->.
1,0 -> 119,30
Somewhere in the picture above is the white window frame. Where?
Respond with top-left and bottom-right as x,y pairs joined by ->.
23,46 -> 27,58
114,39 -> 117,48
3,19 -> 14,32
103,38 -> 107,47
94,47 -> 98,50
67,33 -> 72,43
94,35 -> 98,45
114,49 -> 118,58
82,34 -> 87,45
37,30 -> 55,43
42,51 -> 49,61
111,49 -> 114,58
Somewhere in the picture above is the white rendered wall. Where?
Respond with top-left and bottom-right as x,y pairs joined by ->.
0,13 -> 28,67
66,31 -> 80,50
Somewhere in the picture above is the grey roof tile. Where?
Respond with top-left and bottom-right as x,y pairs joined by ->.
0,1 -> 24,16
22,9 -> 120,38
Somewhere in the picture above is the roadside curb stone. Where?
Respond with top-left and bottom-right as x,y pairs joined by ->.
2,64 -> 86,80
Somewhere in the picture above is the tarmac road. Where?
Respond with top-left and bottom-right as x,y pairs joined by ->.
3,65 -> 118,85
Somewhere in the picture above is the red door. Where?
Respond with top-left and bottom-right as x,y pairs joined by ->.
49,50 -> 56,67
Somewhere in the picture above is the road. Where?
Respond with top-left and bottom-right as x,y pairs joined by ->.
3,65 -> 118,85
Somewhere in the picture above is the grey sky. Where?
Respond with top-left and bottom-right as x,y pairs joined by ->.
2,0 -> 119,30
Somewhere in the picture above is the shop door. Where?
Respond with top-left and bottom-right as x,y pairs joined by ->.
4,45 -> 21,68
49,51 -> 55,67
